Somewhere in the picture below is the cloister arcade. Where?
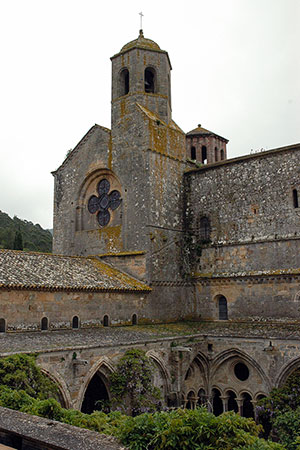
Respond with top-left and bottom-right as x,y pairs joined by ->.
37,347 -> 300,418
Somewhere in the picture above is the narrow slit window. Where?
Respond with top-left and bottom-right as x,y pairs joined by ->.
293,189 -> 299,208
218,296 -> 228,320
220,149 -> 225,160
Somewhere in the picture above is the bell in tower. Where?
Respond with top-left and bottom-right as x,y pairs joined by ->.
110,30 -> 172,127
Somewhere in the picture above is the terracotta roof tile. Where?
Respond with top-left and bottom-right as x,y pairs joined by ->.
0,250 -> 151,292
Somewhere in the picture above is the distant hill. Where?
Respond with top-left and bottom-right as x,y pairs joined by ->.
0,211 -> 52,253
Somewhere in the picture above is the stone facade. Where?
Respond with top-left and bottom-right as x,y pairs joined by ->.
0,30 -> 299,419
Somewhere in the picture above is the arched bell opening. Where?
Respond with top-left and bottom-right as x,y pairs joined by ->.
81,372 -> 110,414
144,67 -> 156,93
119,68 -> 129,96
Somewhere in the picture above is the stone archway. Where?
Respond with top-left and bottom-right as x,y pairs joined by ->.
76,357 -> 114,412
276,357 -> 300,388
81,372 -> 110,414
39,367 -> 72,409
210,349 -> 271,408
146,350 -> 171,404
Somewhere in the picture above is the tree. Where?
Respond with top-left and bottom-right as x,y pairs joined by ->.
13,228 -> 23,250
257,369 -> 300,449
110,348 -> 161,416
0,353 -> 58,400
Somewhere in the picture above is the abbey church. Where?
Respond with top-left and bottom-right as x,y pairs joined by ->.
0,30 -> 300,417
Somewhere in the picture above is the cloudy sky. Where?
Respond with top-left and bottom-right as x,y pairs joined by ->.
0,0 -> 299,229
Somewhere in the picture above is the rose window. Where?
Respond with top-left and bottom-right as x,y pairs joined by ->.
88,179 -> 122,227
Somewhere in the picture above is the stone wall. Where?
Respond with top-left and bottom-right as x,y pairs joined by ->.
185,144 -> 300,320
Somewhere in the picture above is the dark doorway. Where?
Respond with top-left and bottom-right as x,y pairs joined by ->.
227,390 -> 238,413
132,313 -> 137,325
212,388 -> 223,416
103,315 -> 109,327
242,393 -> 254,418
81,373 -> 109,414
218,296 -> 228,320
41,317 -> 48,331
72,316 -> 79,329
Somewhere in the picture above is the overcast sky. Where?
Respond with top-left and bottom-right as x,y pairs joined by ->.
0,0 -> 299,229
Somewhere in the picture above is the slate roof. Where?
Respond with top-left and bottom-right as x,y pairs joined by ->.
0,249 -> 151,292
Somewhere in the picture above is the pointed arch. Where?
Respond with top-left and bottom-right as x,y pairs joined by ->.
76,356 -> 115,411
275,356 -> 300,387
146,350 -> 171,401
211,348 -> 271,390
39,367 -> 72,409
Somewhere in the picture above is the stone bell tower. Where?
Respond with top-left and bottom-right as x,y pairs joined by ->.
110,30 -> 172,127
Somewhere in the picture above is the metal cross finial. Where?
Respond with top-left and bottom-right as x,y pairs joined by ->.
139,11 -> 144,30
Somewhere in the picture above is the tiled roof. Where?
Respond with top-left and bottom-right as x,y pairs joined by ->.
0,250 -> 151,292
187,125 -> 228,142
121,30 -> 161,52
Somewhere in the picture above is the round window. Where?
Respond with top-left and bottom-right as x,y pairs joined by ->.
234,362 -> 249,381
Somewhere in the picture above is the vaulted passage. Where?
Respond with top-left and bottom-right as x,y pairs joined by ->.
81,373 -> 109,414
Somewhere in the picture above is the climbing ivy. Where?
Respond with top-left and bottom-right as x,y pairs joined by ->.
110,348 -> 161,416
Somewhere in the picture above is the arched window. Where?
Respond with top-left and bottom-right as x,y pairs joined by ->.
0,318 -> 5,333
144,67 -> 156,93
41,317 -> 48,331
214,147 -> 218,162
227,390 -> 238,413
120,68 -> 129,96
293,189 -> 299,208
242,393 -> 254,418
103,315 -> 109,327
201,146 -> 207,164
199,216 -> 210,241
220,149 -> 225,160
191,146 -> 196,160
218,296 -> 228,320
212,388 -> 223,416
197,388 -> 206,406
186,391 -> 195,409
72,316 -> 79,329
132,313 -> 137,325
